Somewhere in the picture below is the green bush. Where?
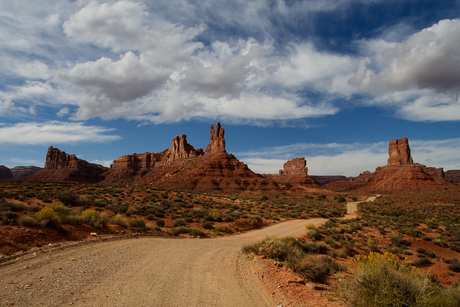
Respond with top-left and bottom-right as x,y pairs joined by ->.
156,220 -> 165,227
338,252 -> 459,307
173,218 -> 186,227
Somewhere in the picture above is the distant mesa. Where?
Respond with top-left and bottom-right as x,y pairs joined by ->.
358,137 -> 451,191
11,166 -> 42,179
0,165 -> 14,180
0,165 -> 42,180
263,157 -> 320,187
26,147 -> 108,183
325,137 -> 453,191
24,122 -> 277,190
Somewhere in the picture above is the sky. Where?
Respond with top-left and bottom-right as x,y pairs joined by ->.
1,0 -> 460,176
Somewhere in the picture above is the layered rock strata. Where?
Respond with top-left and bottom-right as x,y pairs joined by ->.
263,157 -> 319,187
359,138 -> 451,191
27,147 -> 107,183
103,122 -> 277,190
11,166 -> 42,179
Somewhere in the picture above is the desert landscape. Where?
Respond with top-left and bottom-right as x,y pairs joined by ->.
1,122 -> 460,306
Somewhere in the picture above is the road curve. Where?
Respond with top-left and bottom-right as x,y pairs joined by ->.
0,218 -> 328,307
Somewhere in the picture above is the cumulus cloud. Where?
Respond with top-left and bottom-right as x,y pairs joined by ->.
349,19 -> 460,121
351,19 -> 460,95
54,1 -> 347,123
0,121 -> 121,145
0,99 -> 14,112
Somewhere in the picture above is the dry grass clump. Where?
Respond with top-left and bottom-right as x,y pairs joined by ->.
242,236 -> 343,284
338,252 -> 460,307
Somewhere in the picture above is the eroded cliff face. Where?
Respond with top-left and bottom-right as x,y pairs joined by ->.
359,138 -> 451,191
27,147 -> 108,183
262,157 -> 319,187
103,122 -> 277,190
205,122 -> 226,154
387,137 -> 413,165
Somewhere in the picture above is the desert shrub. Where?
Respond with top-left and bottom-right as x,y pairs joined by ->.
202,221 -> 214,229
416,246 -> 426,254
390,235 -> 411,248
18,215 -> 38,226
156,219 -> 165,227
286,253 -> 344,284
307,228 -> 321,240
109,213 -> 128,227
448,261 -> 460,273
257,238 -> 294,261
2,246 -> 12,256
56,191 -> 80,207
412,257 -> 432,267
93,198 -> 108,208
337,195 -> 346,203
173,218 -> 186,227
80,209 -> 108,228
129,218 -> 145,230
16,243 -> 29,251
317,194 -> 326,200
338,252 -> 450,307
146,224 -> 161,232
167,226 -> 206,237
34,206 -> 61,228
215,226 -> 229,233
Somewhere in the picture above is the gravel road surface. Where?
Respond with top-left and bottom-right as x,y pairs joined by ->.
0,218 -> 327,307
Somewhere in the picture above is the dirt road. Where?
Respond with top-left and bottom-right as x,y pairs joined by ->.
0,218 -> 327,307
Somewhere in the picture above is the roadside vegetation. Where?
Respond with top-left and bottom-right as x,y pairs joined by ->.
0,182 -> 347,254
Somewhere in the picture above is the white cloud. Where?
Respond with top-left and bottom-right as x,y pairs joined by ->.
0,99 -> 14,112
57,107 -> 70,117
349,19 -> 460,121
0,121 -> 121,145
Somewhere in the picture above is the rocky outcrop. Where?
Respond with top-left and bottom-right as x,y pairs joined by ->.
103,122 -> 277,190
350,171 -> 373,182
358,138 -> 452,192
445,170 -> 460,186
310,175 -> 349,185
27,147 -> 108,183
0,165 -> 14,180
11,166 -> 42,179
280,158 -> 308,176
205,122 -> 226,154
388,137 -> 413,165
262,157 -> 319,187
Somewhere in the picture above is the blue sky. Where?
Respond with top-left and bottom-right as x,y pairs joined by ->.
1,0 -> 460,176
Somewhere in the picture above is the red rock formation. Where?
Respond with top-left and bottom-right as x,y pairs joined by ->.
262,157 -> 319,187
0,165 -> 14,180
349,171 -> 373,182
104,122 -> 278,190
445,170 -> 460,186
388,137 -> 413,165
205,122 -> 226,154
27,147 -> 107,183
280,158 -> 308,176
358,138 -> 452,192
11,166 -> 42,179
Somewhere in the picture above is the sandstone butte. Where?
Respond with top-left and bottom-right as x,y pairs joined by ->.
26,147 -> 108,184
356,137 -> 452,192
262,157 -> 320,188
324,137 -> 454,191
25,123 -> 278,190
104,122 -> 280,190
